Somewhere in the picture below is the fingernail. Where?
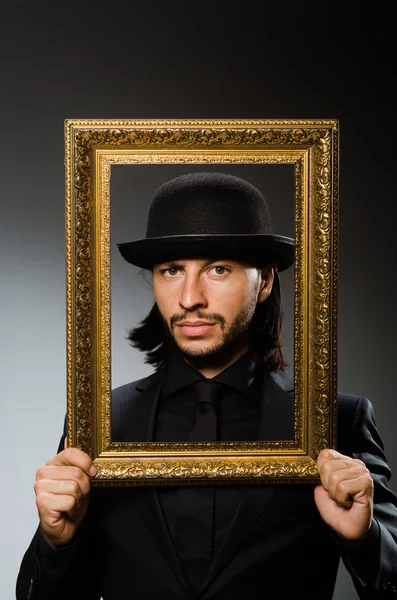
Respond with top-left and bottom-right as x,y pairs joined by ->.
90,466 -> 98,477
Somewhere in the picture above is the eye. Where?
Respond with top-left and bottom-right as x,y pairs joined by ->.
163,267 -> 180,276
211,266 -> 228,275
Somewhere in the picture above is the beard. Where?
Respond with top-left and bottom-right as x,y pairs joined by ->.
160,300 -> 258,369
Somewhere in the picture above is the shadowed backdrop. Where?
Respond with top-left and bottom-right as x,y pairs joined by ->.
1,3 -> 395,598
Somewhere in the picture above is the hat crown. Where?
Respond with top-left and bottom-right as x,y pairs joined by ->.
146,172 -> 273,238
117,171 -> 294,271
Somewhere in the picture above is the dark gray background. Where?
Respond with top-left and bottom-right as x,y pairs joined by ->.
1,2 -> 395,598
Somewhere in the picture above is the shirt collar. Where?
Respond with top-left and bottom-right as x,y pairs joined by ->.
161,346 -> 259,400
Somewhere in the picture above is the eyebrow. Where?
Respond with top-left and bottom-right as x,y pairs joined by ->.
154,261 -> 184,269
155,258 -> 233,269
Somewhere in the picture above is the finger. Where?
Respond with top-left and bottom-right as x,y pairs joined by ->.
330,472 -> 374,507
325,465 -> 369,503
46,448 -> 97,477
315,482 -> 353,511
64,437 -> 68,450
317,448 -> 349,469
319,459 -> 368,493
318,458 -> 358,486
317,451 -> 366,485
35,478 -> 85,502
317,448 -> 342,460
322,459 -> 368,478
317,448 -> 366,467
36,466 -> 91,496
36,491 -> 78,515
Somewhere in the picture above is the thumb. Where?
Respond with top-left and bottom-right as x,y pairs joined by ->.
64,436 -> 69,450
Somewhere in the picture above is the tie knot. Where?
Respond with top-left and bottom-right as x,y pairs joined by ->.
193,380 -> 220,407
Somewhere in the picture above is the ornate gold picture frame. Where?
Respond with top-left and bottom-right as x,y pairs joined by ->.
65,118 -> 338,485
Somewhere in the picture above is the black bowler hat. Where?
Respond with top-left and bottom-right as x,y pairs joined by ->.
117,172 -> 294,271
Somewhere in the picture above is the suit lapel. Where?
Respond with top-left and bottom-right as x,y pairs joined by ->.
258,368 -> 295,441
137,488 -> 191,591
199,368 -> 295,594
118,369 -> 165,442
200,484 -> 276,593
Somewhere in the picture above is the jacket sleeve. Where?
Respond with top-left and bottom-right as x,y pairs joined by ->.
15,420 -> 101,600
16,519 -> 101,600
336,395 -> 397,599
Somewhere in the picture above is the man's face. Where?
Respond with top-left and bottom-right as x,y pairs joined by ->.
152,258 -> 274,369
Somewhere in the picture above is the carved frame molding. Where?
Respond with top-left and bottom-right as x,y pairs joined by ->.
65,119 -> 339,485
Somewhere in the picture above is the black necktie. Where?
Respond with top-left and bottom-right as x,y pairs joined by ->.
188,379 -> 219,441
174,379 -> 220,592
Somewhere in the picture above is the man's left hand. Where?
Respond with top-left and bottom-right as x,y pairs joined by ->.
314,448 -> 374,541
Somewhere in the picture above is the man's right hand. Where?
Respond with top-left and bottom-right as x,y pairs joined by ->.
34,444 -> 97,547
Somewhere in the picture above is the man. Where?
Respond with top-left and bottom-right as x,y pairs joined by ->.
17,172 -> 397,599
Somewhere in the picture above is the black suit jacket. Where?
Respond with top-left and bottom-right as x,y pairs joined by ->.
16,369 -> 397,600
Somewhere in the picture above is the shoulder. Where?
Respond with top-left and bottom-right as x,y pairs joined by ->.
336,392 -> 387,461
336,392 -> 375,431
268,368 -> 294,393
111,370 -> 163,405
337,391 -> 371,414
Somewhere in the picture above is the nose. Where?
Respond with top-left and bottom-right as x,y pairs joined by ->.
178,273 -> 208,311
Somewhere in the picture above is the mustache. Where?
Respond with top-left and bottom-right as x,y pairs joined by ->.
170,311 -> 226,329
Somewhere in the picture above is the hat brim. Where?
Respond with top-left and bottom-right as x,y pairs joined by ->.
117,234 -> 294,272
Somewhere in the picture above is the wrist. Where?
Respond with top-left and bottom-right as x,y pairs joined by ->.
39,527 -> 78,550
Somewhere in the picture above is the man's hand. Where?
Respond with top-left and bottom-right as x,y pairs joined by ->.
314,448 -> 374,541
34,442 -> 97,547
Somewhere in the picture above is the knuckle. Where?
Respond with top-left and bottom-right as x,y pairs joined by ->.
65,496 -> 77,511
327,471 -> 338,489
70,480 -> 80,496
36,492 -> 49,511
365,473 -> 374,491
34,481 -> 42,495
325,448 -> 339,459
355,464 -> 369,478
36,467 -> 47,480
318,448 -> 332,462
72,466 -> 87,481
336,478 -> 348,494
323,448 -> 334,458
320,460 -> 333,476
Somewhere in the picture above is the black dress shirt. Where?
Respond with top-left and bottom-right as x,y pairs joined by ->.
155,347 -> 262,442
154,349 -> 263,584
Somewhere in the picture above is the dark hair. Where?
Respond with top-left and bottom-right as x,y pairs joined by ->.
127,270 -> 287,371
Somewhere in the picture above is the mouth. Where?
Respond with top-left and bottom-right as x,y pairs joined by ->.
176,322 -> 216,336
